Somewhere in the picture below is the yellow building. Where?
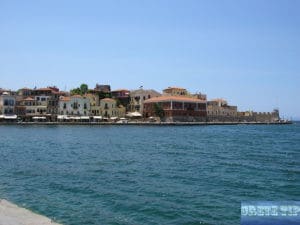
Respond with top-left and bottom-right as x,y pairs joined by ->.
100,98 -> 125,118
84,93 -> 101,116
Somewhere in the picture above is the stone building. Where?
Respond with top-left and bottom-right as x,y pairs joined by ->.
207,99 -> 238,121
129,89 -> 161,113
143,96 -> 207,122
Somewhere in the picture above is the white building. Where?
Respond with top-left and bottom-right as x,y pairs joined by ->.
0,92 -> 16,115
59,95 -> 91,116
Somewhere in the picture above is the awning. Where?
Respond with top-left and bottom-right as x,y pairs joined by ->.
126,112 -> 142,117
110,117 -> 118,120
57,115 -> 69,119
69,116 -> 81,120
93,116 -> 102,119
80,116 -> 90,120
3,115 -> 18,119
32,116 -> 46,120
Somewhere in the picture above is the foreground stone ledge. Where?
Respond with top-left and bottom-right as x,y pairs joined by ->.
0,199 -> 61,225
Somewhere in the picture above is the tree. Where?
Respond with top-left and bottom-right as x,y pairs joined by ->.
70,84 -> 89,95
154,103 -> 165,119
80,84 -> 88,94
70,88 -> 81,95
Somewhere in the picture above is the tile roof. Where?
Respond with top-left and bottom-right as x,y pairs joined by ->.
71,95 -> 83,98
60,96 -> 71,101
144,96 -> 206,104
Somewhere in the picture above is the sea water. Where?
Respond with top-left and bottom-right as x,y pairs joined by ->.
0,123 -> 299,225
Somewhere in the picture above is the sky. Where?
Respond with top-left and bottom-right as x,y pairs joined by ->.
0,0 -> 299,119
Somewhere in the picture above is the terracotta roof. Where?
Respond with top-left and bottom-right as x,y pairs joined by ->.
71,95 -> 83,98
101,98 -> 116,102
144,96 -> 206,104
60,96 -> 71,101
84,93 -> 95,97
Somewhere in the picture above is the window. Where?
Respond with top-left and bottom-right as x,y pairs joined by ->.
84,103 -> 87,109
63,103 -> 66,109
73,102 -> 78,109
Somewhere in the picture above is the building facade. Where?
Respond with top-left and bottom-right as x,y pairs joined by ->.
0,92 -> 16,115
144,96 -> 207,122
207,99 -> 238,121
59,95 -> 91,116
111,89 -> 131,110
130,89 -> 161,113
99,98 -> 125,118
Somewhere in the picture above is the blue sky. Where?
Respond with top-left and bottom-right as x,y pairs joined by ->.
0,0 -> 299,119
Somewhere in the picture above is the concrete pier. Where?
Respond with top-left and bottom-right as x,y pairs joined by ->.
0,199 -> 61,225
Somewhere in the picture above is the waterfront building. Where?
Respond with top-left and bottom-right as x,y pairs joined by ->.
58,95 -> 91,116
143,96 -> 207,122
100,98 -> 125,118
84,93 -> 101,116
207,99 -> 238,121
129,88 -> 161,113
18,87 -> 33,97
111,89 -> 131,110
32,87 -> 63,117
15,87 -> 66,121
0,92 -> 16,120
14,97 -> 48,121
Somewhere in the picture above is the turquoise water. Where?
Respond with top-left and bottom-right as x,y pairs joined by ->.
0,124 -> 299,225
